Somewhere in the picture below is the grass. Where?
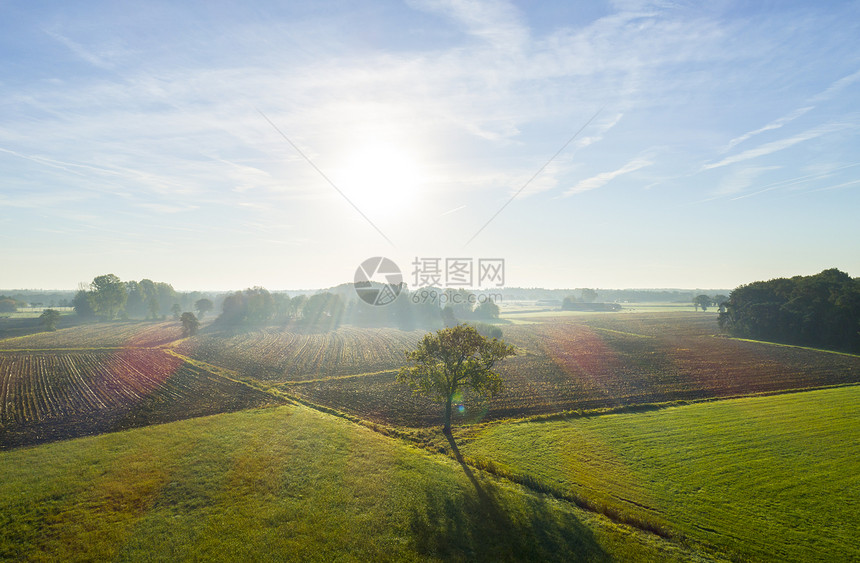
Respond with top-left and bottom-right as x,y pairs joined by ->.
0,404 -> 701,562
452,385 -> 860,562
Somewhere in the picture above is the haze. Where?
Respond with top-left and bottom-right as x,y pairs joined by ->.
2,0 -> 859,291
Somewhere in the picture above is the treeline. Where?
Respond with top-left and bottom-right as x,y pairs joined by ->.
0,296 -> 21,314
501,287 -> 731,303
719,268 -> 860,352
217,288 -> 345,331
73,274 -> 213,321
692,294 -> 729,312
67,274 -> 504,332
562,290 -> 621,311
215,286 -> 501,331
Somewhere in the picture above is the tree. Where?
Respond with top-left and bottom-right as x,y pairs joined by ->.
397,324 -> 516,434
217,287 -> 277,327
245,287 -> 275,324
171,303 -> 182,320
194,298 -> 214,319
90,274 -> 127,319
272,293 -> 291,323
289,295 -> 307,319
720,269 -> 860,352
473,322 -> 503,339
155,282 -> 177,317
693,294 -> 712,312
473,299 -> 500,319
180,312 -> 200,336
301,292 -> 343,330
39,309 -> 61,331
125,281 -> 147,318
138,279 -> 160,319
0,296 -> 17,313
72,288 -> 95,319
581,288 -> 598,303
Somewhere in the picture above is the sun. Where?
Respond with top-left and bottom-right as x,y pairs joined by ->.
334,144 -> 424,218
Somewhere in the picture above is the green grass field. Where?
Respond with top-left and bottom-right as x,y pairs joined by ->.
453,385 -> 860,561
0,404 -> 698,562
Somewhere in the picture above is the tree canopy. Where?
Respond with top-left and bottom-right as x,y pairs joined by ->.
194,298 -> 214,319
397,324 -> 515,433
39,309 -> 61,331
719,268 -> 860,352
693,294 -> 712,311
0,297 -> 18,313
180,312 -> 200,336
89,274 -> 127,320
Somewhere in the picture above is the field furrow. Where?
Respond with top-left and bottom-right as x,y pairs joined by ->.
0,349 -> 283,449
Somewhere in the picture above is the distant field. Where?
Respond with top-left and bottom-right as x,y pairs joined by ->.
0,307 -> 75,320
0,320 -> 186,349
287,313 -> 860,427
176,326 -> 424,382
499,303 -> 701,323
453,385 -> 860,562
7,314 -> 853,433
0,349 -> 281,448
0,404 -> 700,562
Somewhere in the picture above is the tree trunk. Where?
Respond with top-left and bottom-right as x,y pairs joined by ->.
443,395 -> 453,434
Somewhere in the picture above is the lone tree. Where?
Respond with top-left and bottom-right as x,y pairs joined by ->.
194,298 -> 214,319
39,308 -> 61,331
693,294 -> 712,312
397,323 -> 515,434
180,312 -> 200,336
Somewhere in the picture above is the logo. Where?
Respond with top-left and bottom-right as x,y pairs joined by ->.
354,257 -> 403,306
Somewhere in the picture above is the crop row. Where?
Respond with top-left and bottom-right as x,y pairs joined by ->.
178,326 -> 423,382
0,321 -> 185,350
289,316 -> 860,427
0,350 -> 280,448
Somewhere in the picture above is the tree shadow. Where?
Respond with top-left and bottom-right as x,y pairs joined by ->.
407,433 -> 610,562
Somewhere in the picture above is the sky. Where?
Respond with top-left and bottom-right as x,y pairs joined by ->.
1,0 -> 859,291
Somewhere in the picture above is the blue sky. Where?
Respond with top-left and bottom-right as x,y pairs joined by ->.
1,0 -> 858,291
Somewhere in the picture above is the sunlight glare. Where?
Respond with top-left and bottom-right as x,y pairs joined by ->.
335,144 -> 424,218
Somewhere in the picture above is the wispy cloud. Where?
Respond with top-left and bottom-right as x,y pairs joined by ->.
797,178 -> 860,195
43,29 -> 120,70
564,157 -> 652,196
408,0 -> 528,49
718,69 -> 860,155
724,107 -> 813,151
135,203 -> 198,214
703,123 -> 852,171
3,0 -> 860,288
439,204 -> 467,216
713,165 -> 781,196
810,68 -> 860,103
730,162 -> 860,200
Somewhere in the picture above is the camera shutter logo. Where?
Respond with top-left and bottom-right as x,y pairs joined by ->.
354,257 -> 403,306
